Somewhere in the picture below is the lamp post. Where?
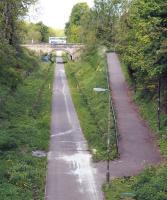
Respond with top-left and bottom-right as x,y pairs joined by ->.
93,87 -> 111,183
93,88 -> 109,92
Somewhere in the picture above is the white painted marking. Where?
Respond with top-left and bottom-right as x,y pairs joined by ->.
51,129 -> 73,137
48,64 -> 101,199
60,69 -> 73,127
60,152 -> 99,200
51,141 -> 98,199
59,141 -> 87,145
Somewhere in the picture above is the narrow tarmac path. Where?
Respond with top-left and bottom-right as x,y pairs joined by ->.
98,53 -> 162,178
45,57 -> 103,200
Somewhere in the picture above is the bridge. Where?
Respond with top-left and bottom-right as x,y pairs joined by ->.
22,43 -> 84,60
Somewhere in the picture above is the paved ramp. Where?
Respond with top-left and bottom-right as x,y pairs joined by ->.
97,53 -> 162,177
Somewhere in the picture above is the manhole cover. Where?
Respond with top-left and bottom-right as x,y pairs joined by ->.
32,150 -> 47,158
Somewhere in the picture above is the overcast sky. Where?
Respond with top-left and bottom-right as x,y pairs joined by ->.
29,0 -> 94,29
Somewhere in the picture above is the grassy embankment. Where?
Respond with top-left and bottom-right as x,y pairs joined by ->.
104,58 -> 167,200
0,49 -> 54,199
64,49 -> 117,161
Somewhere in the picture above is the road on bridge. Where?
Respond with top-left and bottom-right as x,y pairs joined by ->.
45,57 -> 103,200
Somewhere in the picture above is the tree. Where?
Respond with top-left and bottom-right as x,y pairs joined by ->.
0,0 -> 38,89
116,0 -> 167,85
0,0 -> 37,46
36,21 -> 49,42
65,3 -> 90,43
93,0 -> 121,48
21,22 -> 42,43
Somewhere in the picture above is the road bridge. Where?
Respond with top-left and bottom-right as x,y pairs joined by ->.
22,43 -> 84,60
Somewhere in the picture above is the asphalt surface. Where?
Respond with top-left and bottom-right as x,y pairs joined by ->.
97,53 -> 162,178
45,54 -> 162,200
45,57 -> 103,200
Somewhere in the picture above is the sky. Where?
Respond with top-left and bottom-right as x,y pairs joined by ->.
29,0 -> 94,29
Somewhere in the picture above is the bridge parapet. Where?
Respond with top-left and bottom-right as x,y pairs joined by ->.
22,43 -> 84,60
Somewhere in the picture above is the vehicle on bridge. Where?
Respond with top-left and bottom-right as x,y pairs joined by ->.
49,37 -> 67,45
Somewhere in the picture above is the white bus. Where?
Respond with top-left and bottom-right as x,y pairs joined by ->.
49,37 -> 67,45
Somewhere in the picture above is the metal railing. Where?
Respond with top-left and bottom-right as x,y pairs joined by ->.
105,53 -> 119,157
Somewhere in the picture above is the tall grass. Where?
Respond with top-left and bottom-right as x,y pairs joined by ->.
65,49 -> 117,161
0,52 -> 54,199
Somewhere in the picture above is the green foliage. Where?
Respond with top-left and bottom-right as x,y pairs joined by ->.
116,0 -> 167,84
0,3 -> 53,198
0,0 -> 37,46
21,22 -> 42,43
53,28 -> 65,37
21,21 -> 65,43
103,177 -> 134,200
0,52 -> 54,199
36,21 -> 50,43
66,0 -> 167,108
65,49 -> 117,161
65,3 -> 90,43
0,43 -> 39,90
104,165 -> 167,200
65,0 -> 122,46
93,0 -> 120,47
132,167 -> 167,200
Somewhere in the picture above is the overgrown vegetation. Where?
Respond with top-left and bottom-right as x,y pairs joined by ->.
0,1 -> 54,198
0,0 -> 37,46
0,52 -> 54,199
65,49 -> 117,161
104,164 -> 167,200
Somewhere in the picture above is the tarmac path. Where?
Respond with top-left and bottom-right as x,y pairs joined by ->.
97,53 -> 162,178
45,57 -> 103,200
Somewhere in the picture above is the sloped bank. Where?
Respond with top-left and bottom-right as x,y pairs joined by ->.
0,51 -> 54,199
64,50 -> 118,161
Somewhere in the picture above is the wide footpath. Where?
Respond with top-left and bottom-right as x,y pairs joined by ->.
45,57 -> 103,200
